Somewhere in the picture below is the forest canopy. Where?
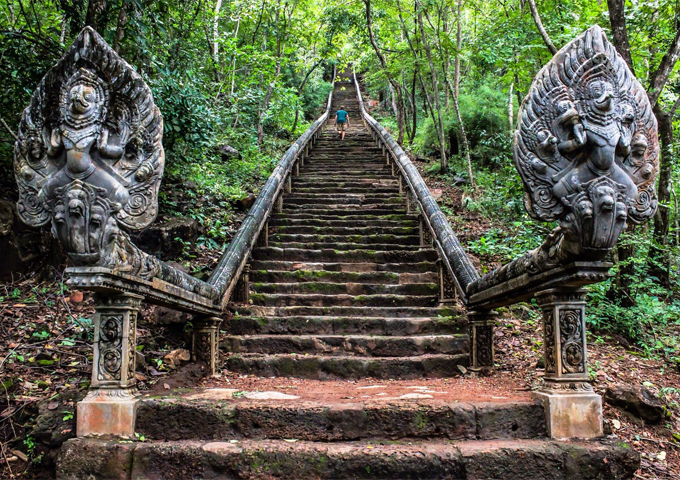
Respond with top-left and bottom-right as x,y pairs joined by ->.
1,0 -> 679,351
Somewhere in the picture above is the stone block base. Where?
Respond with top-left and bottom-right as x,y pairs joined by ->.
533,390 -> 603,439
77,391 -> 138,437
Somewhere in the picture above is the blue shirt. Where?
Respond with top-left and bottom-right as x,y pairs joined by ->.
336,110 -> 348,123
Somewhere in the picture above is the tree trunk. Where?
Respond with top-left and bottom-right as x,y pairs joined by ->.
647,105 -> 673,288
526,0 -> 557,55
417,2 -> 447,172
364,0 -> 406,143
508,82 -> 514,131
410,69 -> 418,144
606,0 -> 635,73
213,0 -> 223,63
113,3 -> 127,53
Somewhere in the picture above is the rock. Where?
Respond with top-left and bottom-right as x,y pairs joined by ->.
243,391 -> 300,400
399,393 -> 433,399
31,389 -> 85,448
535,356 -> 545,369
68,290 -> 84,303
430,188 -> 444,201
131,216 -> 201,260
135,351 -> 147,372
163,349 -> 191,369
275,129 -> 292,140
153,306 -> 191,325
235,193 -> 256,211
604,384 -> 665,423
0,199 -> 61,282
219,145 -> 242,161
0,200 -> 13,236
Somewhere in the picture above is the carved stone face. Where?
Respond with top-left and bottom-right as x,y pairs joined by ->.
52,181 -> 117,265
588,80 -> 615,113
69,84 -> 99,118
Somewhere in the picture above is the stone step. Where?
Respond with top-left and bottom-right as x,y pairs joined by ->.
252,247 -> 438,263
223,334 -> 468,357
250,293 -> 438,308
283,195 -> 404,206
249,269 -> 436,284
58,437 -> 639,480
135,397 -> 544,442
269,225 -> 417,235
301,165 -> 391,173
293,186 -> 399,194
282,205 -> 405,214
292,179 -> 398,188
249,261 -> 439,274
297,171 -> 394,178
269,217 -> 417,227
226,316 -> 465,336
249,305 -> 457,318
251,281 -> 437,296
296,173 -> 395,181
270,232 -> 420,244
268,242 -> 422,251
225,353 -> 469,379
270,212 -> 415,222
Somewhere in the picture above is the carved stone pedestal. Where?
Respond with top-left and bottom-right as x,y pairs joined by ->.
192,317 -> 222,376
534,288 -> 602,439
77,293 -> 142,437
468,311 -> 496,372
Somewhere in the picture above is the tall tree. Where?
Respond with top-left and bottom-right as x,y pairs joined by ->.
364,0 -> 406,143
416,0 -> 447,172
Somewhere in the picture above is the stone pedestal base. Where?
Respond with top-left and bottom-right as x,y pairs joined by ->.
533,390 -> 603,439
77,390 -> 138,437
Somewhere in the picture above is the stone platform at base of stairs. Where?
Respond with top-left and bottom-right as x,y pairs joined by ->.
58,437 -> 638,480
64,380 -> 639,479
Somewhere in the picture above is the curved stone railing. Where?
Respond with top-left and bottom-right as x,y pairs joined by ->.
352,71 -> 479,302
208,68 -> 336,308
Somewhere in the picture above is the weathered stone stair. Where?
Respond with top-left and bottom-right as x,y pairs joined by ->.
56,75 -> 639,480
224,78 -> 469,380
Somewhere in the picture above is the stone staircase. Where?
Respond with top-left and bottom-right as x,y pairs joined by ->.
56,76 -> 639,480
223,77 -> 470,379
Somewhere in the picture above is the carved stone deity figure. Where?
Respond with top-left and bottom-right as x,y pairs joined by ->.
513,25 -> 658,266
14,27 -> 164,274
467,25 -> 659,298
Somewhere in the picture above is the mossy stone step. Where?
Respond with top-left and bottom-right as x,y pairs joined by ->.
270,226 -> 418,235
225,353 -> 469,379
251,247 -> 438,263
135,397 -> 544,442
251,281 -> 437,296
270,213 -> 415,221
249,269 -> 436,284
269,218 -> 418,228
250,305 -> 458,318
292,179 -> 398,188
282,206 -> 405,214
269,234 -> 421,245
249,261 -> 439,274
293,187 -> 399,194
267,242 -> 422,251
223,334 -> 468,357
250,292 -> 438,308
283,196 -> 405,206
227,315 -> 465,335
58,437 -> 639,480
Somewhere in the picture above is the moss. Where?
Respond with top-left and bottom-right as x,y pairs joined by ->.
414,410 -> 429,431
